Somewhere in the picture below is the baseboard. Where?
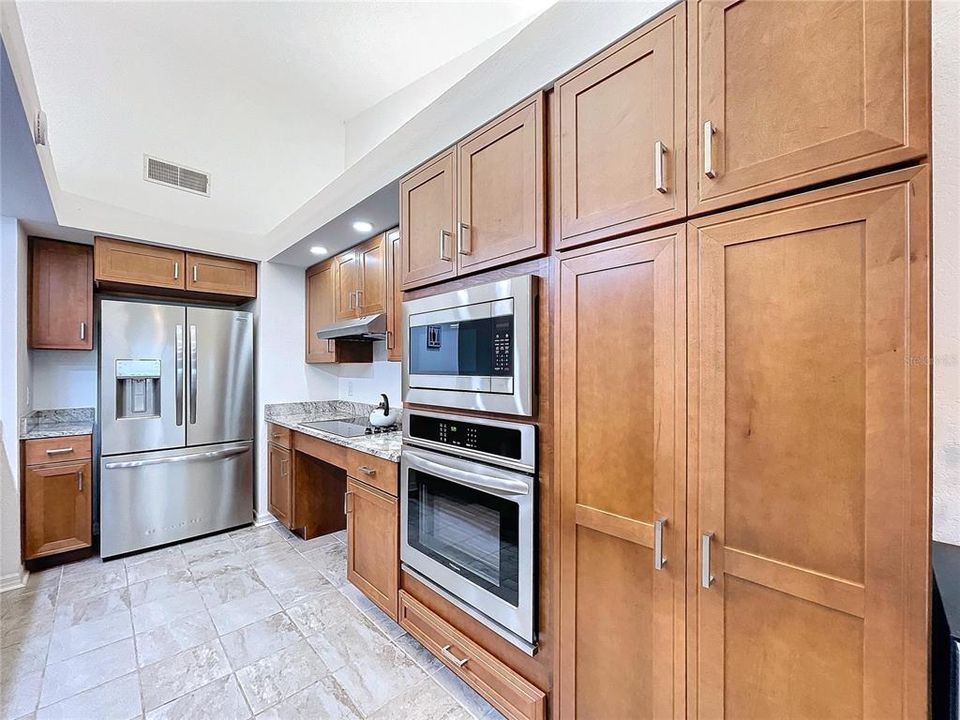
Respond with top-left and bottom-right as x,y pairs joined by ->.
0,567 -> 28,594
254,510 -> 278,527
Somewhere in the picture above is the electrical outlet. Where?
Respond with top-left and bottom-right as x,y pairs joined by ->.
346,381 -> 354,397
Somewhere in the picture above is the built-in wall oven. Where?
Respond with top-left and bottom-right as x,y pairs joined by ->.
401,275 -> 536,416
401,409 -> 537,653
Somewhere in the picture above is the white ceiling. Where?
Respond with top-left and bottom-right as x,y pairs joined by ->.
13,0 -> 549,249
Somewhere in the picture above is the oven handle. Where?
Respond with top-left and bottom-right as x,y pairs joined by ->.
403,449 -> 531,498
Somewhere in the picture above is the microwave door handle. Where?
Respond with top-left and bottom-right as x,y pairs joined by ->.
405,453 -> 530,497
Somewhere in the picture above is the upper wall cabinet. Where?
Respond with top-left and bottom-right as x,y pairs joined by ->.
334,233 -> 386,321
305,259 -> 338,363
555,7 -> 686,250
94,237 -> 257,300
95,236 -> 184,290
457,93 -> 545,275
185,252 -> 257,298
687,0 -> 930,214
400,93 -> 546,290
399,149 -> 458,290
29,238 -> 94,351
385,228 -> 403,362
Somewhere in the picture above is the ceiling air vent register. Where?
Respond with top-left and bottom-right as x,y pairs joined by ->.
143,155 -> 210,196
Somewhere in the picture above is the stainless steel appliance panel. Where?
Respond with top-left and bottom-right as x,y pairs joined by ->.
186,307 -> 254,446
100,441 -> 253,557
100,300 -> 186,455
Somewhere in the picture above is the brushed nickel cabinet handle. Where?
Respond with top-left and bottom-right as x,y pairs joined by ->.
701,532 -> 715,588
438,230 -> 451,262
386,330 -> 393,349
77,468 -> 83,492
654,517 -> 667,570
358,466 -> 376,476
271,432 -> 281,439
192,265 -> 199,282
46,447 -> 74,456
654,140 -> 667,193
356,289 -> 363,309
327,339 -> 334,353
174,261 -> 179,280
457,223 -> 471,255
441,645 -> 469,668
79,322 -> 86,341
280,458 -> 288,477
703,121 -> 717,178
344,491 -> 352,514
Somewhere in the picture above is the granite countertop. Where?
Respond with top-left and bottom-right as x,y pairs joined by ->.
20,408 -> 96,440
264,400 -> 402,462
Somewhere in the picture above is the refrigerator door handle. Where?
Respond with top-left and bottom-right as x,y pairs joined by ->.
175,324 -> 184,426
103,445 -> 249,470
189,324 -> 198,425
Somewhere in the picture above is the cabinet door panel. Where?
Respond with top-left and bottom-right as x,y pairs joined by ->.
357,234 -> 386,316
24,460 -> 92,560
556,7 -> 685,248
29,239 -> 93,350
400,149 -> 457,290
346,478 -> 399,620
385,229 -> 402,362
458,94 -> 544,273
268,443 -> 292,528
558,227 -> 686,718
688,0 -> 929,213
185,253 -> 256,297
688,167 -> 930,719
306,261 -> 337,363
335,250 -> 359,321
94,237 -> 185,289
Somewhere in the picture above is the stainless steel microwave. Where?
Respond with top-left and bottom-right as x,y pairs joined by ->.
401,275 -> 536,416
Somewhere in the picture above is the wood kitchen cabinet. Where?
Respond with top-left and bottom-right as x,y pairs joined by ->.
334,233 -> 386,320
687,167 -> 929,718
29,238 -> 93,351
385,228 -> 403,362
267,441 -> 292,529
687,0 -> 929,215
346,477 -> 399,620
22,435 -> 93,561
557,226 -> 686,718
306,259 -> 372,364
457,93 -> 545,274
555,6 -> 685,249
94,236 -> 184,290
401,94 -> 546,290
399,148 -> 457,290
185,252 -> 256,298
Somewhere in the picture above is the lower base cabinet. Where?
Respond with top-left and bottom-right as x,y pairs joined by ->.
24,459 -> 92,560
346,477 -> 399,620
267,442 -> 292,528
399,591 -> 546,720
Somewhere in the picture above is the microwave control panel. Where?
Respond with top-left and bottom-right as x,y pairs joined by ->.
492,316 -> 514,375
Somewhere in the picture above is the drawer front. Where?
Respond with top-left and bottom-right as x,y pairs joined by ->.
267,423 -> 292,449
25,435 -> 92,466
398,591 -> 545,720
346,450 -> 397,496
293,432 -> 347,467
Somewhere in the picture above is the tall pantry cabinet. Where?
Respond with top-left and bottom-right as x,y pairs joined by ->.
555,1 -> 930,719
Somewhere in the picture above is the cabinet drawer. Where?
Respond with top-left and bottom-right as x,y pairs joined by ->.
267,423 -> 291,449
346,450 -> 397,496
399,591 -> 545,720
25,435 -> 92,466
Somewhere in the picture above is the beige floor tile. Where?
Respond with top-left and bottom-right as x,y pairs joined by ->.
34,672 -> 141,720
131,587 -> 206,634
46,610 -> 133,663
38,638 -> 137,709
234,639 -> 329,714
53,588 -> 130,630
0,667 -> 42,720
219,612 -> 303,670
134,610 -> 217,668
196,568 -> 265,609
301,543 -> 348,588
139,639 -> 231,711
208,590 -> 281,636
367,677 -> 471,720
285,590 -> 362,638
256,676 -> 362,720
128,569 -> 195,607
144,674 -> 250,720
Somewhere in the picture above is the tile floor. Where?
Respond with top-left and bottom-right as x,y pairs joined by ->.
0,522 -> 504,720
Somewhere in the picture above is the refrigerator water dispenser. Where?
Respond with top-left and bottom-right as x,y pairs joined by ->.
115,359 -> 161,419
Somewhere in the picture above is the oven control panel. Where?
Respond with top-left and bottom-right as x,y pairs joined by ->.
409,413 -> 524,462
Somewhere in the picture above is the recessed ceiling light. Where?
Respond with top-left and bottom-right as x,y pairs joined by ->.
352,220 -> 373,233
310,246 -> 328,255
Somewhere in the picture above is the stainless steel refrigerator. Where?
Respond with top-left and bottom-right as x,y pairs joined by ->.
99,299 -> 254,558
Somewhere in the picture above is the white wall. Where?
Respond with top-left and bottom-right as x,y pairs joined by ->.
30,348 -> 97,410
932,0 -> 960,545
0,217 -> 29,589
254,261 -> 339,520
337,343 -> 402,407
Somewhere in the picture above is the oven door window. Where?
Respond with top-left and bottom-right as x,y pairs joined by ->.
407,468 -> 520,606
408,315 -> 513,377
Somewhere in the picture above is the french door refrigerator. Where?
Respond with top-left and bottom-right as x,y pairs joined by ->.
99,299 -> 254,558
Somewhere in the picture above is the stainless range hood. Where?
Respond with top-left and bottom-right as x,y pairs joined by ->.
316,313 -> 387,340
